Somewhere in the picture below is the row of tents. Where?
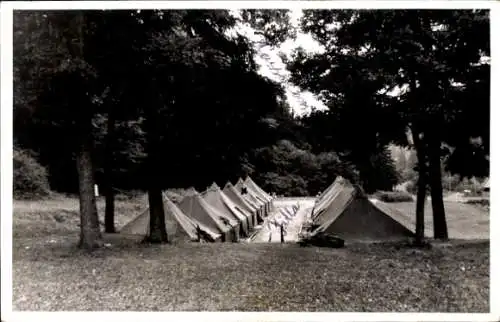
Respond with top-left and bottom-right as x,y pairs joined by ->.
120,177 -> 274,242
306,177 -> 415,241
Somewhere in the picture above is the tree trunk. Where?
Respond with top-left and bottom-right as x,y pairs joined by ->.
415,164 -> 427,245
147,184 -> 168,243
428,137 -> 449,240
104,186 -> 115,233
77,135 -> 103,249
144,84 -> 168,243
411,126 -> 426,245
145,134 -> 168,243
104,112 -> 116,233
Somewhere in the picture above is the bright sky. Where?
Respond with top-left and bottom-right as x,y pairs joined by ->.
233,9 -> 328,116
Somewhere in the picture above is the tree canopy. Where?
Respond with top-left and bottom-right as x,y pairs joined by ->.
13,9 -> 489,246
287,9 -> 490,239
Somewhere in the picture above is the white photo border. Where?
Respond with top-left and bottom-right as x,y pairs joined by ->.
1,1 -> 498,322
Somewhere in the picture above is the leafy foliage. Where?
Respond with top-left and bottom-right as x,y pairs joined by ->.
246,140 -> 360,196
13,148 -> 51,199
373,191 -> 414,203
14,9 -> 419,204
290,9 -> 489,167
300,110 -> 400,193
240,9 -> 296,46
284,9 -> 489,239
14,10 -> 292,196
13,7 -> 490,241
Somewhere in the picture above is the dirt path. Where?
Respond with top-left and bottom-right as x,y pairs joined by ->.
251,199 -> 314,243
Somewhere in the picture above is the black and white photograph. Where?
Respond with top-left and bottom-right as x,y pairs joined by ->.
0,0 -> 496,320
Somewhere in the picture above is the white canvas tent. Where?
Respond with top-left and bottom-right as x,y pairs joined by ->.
311,179 -> 414,240
245,176 -> 273,202
178,190 -> 236,242
235,178 -> 266,221
120,195 -> 220,242
244,176 -> 273,213
312,176 -> 348,222
316,177 -> 340,202
202,183 -> 251,237
223,182 -> 257,228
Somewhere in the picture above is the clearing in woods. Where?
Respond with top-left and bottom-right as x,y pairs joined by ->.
12,196 -> 489,312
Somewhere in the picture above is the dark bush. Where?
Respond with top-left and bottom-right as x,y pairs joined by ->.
464,199 -> 489,207
406,180 -> 417,194
113,189 -> 146,201
14,148 -> 51,199
374,191 -> 414,203
299,232 -> 345,248
259,172 -> 309,197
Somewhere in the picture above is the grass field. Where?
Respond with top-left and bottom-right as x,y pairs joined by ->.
13,195 -> 145,239
12,196 -> 490,312
389,201 -> 489,239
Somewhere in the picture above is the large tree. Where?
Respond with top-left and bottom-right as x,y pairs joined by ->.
87,10 -> 286,241
14,11 -> 106,248
287,9 -> 489,241
14,10 -> 288,245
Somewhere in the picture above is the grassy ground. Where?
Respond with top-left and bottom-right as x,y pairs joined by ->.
13,195 -> 145,239
12,197 -> 490,312
389,201 -> 489,239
